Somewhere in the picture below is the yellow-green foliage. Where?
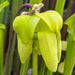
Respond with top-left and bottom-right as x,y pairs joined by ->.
13,9 -> 63,72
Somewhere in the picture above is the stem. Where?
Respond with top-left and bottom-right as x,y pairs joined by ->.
39,59 -> 45,75
20,58 -> 30,75
6,34 -> 16,75
47,70 -> 53,75
0,30 -> 4,75
55,0 -> 65,16
5,0 -> 22,74
3,3 -> 33,75
32,51 -> 38,75
13,48 -> 20,75
61,0 -> 75,40
63,34 -> 75,75
3,30 -> 15,75
16,3 -> 32,16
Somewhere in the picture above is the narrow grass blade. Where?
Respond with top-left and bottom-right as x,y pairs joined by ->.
0,24 -> 5,75
0,0 -> 9,23
0,30 -> 4,75
55,0 -> 65,16
63,34 -> 75,75
18,0 -> 23,8
5,34 -> 16,75
63,13 -> 75,75
0,1 -> 9,12
5,0 -> 19,74
10,0 -> 19,34
3,0 -> 10,24
39,59 -> 45,75
5,0 -> 23,75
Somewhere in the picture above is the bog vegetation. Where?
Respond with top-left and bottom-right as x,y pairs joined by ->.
0,0 -> 75,75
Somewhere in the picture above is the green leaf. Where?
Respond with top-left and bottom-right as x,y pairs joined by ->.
55,0 -> 65,16
64,14 -> 75,41
38,32 -> 58,72
0,1 -> 9,13
13,15 -> 40,43
17,36 -> 32,64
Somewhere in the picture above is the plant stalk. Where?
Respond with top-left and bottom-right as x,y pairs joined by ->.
20,58 -> 30,75
61,0 -> 75,40
32,51 -> 38,75
0,30 -> 4,75
55,0 -> 65,16
5,0 -> 21,74
39,59 -> 45,75
63,34 -> 75,75
3,3 -> 33,75
3,30 -> 15,75
47,69 -> 53,75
